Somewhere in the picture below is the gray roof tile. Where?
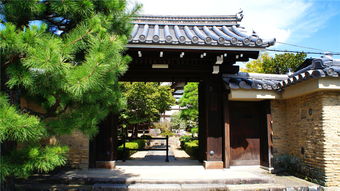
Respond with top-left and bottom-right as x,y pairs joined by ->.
128,14 -> 275,49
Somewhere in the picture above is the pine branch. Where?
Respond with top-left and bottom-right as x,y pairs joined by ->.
67,29 -> 93,46
2,54 -> 25,68
45,95 -> 61,118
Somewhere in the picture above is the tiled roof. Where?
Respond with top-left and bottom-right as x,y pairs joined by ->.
224,56 -> 340,91
128,13 -> 276,50
223,73 -> 287,91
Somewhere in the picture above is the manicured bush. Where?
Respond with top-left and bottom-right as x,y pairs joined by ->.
135,139 -> 146,149
160,130 -> 174,137
180,135 -> 194,149
183,140 -> 199,159
117,140 -> 145,160
190,127 -> 198,136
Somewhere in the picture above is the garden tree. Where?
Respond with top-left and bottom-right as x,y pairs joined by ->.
179,82 -> 198,131
170,111 -> 186,131
243,52 -> 307,74
0,0 -> 139,181
120,82 -> 175,136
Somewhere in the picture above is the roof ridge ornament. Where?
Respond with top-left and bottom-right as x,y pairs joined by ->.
237,9 -> 244,21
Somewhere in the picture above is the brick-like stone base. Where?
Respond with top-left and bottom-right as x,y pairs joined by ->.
204,161 -> 224,169
96,161 -> 116,169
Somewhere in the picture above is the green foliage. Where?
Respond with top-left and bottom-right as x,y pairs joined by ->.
0,94 -> 45,142
243,53 -> 307,74
170,111 -> 186,130
153,121 -> 171,133
0,0 -> 140,181
179,83 -> 198,131
0,145 -> 68,181
120,82 -> 175,125
0,95 -> 68,181
117,140 -> 145,159
179,135 -> 195,149
179,135 -> 193,143
160,131 -> 174,137
190,127 -> 198,136
182,140 -> 199,159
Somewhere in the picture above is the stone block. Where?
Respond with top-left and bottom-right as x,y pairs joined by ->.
96,161 -> 116,169
203,161 -> 224,169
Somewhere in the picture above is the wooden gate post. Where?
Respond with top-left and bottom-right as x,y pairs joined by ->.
223,94 -> 231,168
200,77 -> 225,169
90,113 -> 118,169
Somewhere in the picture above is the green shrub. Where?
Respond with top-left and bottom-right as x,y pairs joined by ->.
153,121 -> 171,133
180,135 -> 192,142
183,140 -> 199,159
190,127 -> 198,136
117,140 -> 145,160
135,139 -> 146,149
180,135 -> 194,149
160,130 -> 174,137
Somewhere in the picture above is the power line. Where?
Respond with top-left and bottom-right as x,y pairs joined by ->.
275,41 -> 340,55
265,48 -> 340,56
275,41 -> 329,52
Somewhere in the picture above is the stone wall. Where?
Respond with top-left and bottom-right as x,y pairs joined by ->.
57,131 -> 89,169
322,92 -> 340,187
19,98 -> 90,169
271,91 -> 340,186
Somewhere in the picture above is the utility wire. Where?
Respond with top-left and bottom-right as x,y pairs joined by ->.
265,48 -> 340,55
276,41 -> 329,52
273,41 -> 340,55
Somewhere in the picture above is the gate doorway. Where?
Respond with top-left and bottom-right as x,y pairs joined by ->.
89,14 -> 275,169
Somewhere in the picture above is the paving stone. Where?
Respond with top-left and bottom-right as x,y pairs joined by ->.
128,184 -> 181,191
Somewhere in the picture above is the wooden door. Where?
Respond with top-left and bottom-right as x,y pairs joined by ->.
229,102 -> 264,166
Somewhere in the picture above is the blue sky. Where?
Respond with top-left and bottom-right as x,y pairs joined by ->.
131,0 -> 340,59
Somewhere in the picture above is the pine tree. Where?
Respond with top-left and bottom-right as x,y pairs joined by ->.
0,0 -> 139,182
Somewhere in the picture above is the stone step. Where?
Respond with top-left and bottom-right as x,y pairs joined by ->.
21,174 -> 272,185
16,183 -> 323,191
92,183 -> 323,191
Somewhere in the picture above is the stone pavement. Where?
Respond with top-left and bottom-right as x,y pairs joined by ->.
16,142 -> 325,190
17,165 -> 323,190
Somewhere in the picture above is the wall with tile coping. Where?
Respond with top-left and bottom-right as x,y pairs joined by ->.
271,91 -> 340,187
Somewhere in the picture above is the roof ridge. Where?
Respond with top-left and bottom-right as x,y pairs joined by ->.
132,13 -> 243,24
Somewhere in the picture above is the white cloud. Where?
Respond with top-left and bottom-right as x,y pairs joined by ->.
129,0 -> 336,45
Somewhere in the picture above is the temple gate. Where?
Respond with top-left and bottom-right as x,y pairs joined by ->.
89,13 -> 276,169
